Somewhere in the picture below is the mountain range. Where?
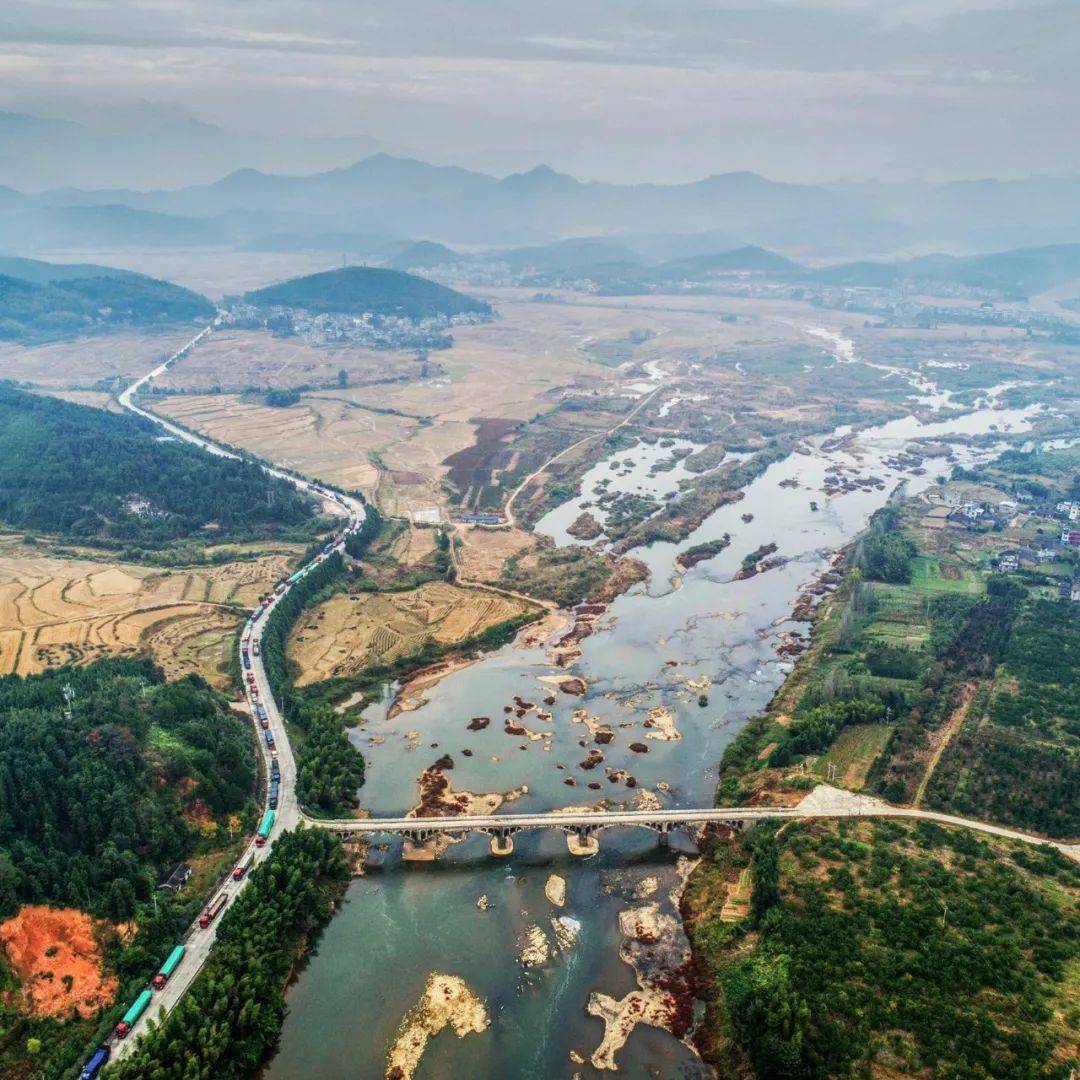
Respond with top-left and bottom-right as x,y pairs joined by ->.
5,150 -> 1080,259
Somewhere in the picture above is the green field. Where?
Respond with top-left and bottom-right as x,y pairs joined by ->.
812,723 -> 894,789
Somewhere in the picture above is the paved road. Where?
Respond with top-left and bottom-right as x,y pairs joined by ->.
112,329 -> 366,1058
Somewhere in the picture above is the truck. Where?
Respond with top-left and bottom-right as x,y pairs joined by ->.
243,656 -> 251,670
233,852 -> 255,880
79,1046 -> 110,1079
270,758 -> 280,779
252,640 -> 260,656
256,808 -> 276,846
114,988 -> 153,1038
199,891 -> 228,929
268,786 -> 279,810
260,715 -> 270,730
251,608 -> 263,622
264,730 -> 275,749
152,944 -> 185,989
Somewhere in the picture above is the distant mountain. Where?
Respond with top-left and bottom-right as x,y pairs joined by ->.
0,201 -> 221,251
0,257 -> 214,342
242,266 -> 491,320
33,155 -> 894,249
388,240 -> 463,271
660,245 -> 804,278
11,149 -> 1080,256
815,243 -> 1080,298
0,255 -> 140,284
493,237 -> 644,274
0,108 -> 409,192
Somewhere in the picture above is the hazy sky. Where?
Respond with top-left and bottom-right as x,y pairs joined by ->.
1,0 -> 1077,182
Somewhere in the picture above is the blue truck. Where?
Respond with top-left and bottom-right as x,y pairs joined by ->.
80,1046 -> 110,1079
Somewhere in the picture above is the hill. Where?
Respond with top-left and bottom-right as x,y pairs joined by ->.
0,384 -> 315,549
387,240 -> 462,271
0,255 -> 140,284
0,258 -> 214,343
242,265 -> 491,320
815,242 -> 1080,298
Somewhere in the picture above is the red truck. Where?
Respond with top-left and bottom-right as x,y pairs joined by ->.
199,891 -> 228,928
232,853 -> 255,881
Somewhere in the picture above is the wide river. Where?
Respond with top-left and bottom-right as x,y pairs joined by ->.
266,336 -> 1040,1079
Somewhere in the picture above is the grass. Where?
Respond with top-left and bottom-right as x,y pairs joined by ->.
812,723 -> 893,789
909,554 -> 984,595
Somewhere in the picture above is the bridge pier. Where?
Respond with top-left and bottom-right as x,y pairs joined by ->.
489,833 -> 514,857
566,828 -> 600,857
401,830 -> 440,862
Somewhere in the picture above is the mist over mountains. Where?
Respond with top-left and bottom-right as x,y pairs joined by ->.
4,132 -> 1080,261
0,108 -> 405,192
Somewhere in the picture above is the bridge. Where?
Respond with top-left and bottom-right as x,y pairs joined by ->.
309,788 -> 1080,862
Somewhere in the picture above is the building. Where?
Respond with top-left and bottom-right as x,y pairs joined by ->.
159,862 -> 191,894
997,551 -> 1020,572
1061,527 -> 1080,548
457,512 -> 505,526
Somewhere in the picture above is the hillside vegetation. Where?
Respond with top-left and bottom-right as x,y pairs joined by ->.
0,260 -> 213,343
241,265 -> 491,320
0,659 -> 256,1076
686,820 -> 1080,1079
0,385 -> 316,550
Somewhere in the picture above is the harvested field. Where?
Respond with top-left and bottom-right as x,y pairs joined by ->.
452,524 -> 536,582
152,391 -> 409,494
148,297 -> 615,513
0,538 -> 294,686
289,581 -> 530,685
150,329 -> 419,394
0,330 -> 195,394
0,905 -> 117,1019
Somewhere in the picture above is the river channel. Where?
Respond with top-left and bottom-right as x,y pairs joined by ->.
266,334 -> 1043,1079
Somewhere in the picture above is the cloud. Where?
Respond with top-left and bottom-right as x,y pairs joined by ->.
0,0 -> 1076,183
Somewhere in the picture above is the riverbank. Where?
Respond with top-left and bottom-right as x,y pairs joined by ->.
680,457 -> 1080,1076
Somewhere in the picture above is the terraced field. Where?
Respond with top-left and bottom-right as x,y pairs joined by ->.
288,581 -> 529,685
0,538 -> 297,687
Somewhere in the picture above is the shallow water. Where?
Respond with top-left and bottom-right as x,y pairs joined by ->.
268,335 -> 1043,1080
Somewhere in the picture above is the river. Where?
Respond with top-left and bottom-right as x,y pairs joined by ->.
266,334 -> 1043,1079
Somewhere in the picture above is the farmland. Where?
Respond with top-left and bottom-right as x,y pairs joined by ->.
288,580 -> 531,685
0,536 -> 296,687
0,329 -> 195,395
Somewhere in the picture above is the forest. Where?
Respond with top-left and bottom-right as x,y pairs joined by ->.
0,659 -> 254,921
0,659 -> 255,1078
0,385 -> 316,548
0,270 -> 213,343
687,819 -> 1080,1079
111,829 -> 348,1080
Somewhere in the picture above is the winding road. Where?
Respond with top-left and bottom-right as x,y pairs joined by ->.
113,329 -> 366,1056
111,326 -> 1079,1059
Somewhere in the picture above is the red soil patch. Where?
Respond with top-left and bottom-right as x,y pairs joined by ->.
0,906 -> 118,1019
